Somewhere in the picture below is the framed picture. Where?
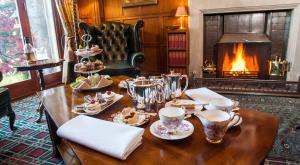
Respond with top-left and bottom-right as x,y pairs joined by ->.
122,0 -> 158,7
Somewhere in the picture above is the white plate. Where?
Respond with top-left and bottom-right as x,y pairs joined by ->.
72,79 -> 113,91
204,101 -> 240,111
150,120 -> 194,140
112,113 -> 150,126
165,99 -> 203,115
72,94 -> 123,115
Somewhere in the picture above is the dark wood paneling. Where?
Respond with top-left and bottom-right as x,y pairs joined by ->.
78,0 -> 188,74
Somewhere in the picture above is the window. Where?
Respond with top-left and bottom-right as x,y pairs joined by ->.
25,0 -> 60,74
0,0 -> 30,86
0,0 -> 60,87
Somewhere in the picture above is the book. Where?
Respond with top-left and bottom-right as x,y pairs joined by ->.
174,34 -> 179,48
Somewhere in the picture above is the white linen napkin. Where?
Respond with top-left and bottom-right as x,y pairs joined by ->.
185,87 -> 227,104
57,115 -> 144,160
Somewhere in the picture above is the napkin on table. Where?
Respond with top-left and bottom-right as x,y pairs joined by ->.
57,115 -> 144,160
185,87 -> 227,104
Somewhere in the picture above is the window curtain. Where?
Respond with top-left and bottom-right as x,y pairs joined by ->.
54,0 -> 78,84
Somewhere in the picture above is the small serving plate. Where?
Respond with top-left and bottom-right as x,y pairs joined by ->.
72,94 -> 123,115
150,120 -> 194,140
112,112 -> 150,127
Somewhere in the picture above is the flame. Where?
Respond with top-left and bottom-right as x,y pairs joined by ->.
222,43 -> 259,74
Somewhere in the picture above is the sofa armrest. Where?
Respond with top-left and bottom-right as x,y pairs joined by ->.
130,52 -> 145,67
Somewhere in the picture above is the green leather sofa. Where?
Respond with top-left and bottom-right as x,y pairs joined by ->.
0,71 -> 16,131
79,20 -> 145,77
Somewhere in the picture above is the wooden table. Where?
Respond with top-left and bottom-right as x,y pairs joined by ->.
37,76 -> 279,165
15,59 -> 64,122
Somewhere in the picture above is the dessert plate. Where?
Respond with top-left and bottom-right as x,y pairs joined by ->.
165,99 -> 203,115
150,120 -> 194,140
72,94 -> 123,115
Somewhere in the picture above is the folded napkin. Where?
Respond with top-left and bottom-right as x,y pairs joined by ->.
57,115 -> 144,160
185,87 -> 227,104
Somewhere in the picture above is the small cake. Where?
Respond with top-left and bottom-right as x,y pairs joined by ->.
94,60 -> 103,70
102,91 -> 115,104
86,62 -> 94,71
75,63 -> 82,71
98,99 -> 108,107
79,65 -> 88,72
85,100 -> 100,111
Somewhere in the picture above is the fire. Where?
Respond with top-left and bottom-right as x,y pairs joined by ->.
222,43 -> 259,75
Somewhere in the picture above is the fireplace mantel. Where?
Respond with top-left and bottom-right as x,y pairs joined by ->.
189,1 -> 300,81
200,4 -> 299,14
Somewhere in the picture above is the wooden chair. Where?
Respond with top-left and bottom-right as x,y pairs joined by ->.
0,71 -> 17,131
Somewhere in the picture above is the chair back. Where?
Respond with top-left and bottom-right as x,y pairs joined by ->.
79,20 -> 144,64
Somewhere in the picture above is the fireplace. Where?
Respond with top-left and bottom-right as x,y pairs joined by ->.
203,10 -> 291,80
216,34 -> 271,79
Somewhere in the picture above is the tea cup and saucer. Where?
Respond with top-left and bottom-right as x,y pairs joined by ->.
150,107 -> 194,140
204,98 -> 242,127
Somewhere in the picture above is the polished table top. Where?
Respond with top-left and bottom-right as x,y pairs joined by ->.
37,76 -> 279,165
14,59 -> 64,71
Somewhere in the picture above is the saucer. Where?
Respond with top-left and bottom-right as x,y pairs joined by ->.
204,101 -> 240,111
165,99 -> 203,115
150,120 -> 194,140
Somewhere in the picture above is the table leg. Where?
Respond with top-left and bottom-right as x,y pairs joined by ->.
7,104 -> 17,131
45,110 -> 60,157
36,102 -> 44,123
36,69 -> 45,123
38,69 -> 46,90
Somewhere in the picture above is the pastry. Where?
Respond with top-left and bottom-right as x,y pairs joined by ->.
102,91 -> 115,103
79,65 -> 88,72
170,100 -> 195,109
75,63 -> 82,71
85,101 -> 100,111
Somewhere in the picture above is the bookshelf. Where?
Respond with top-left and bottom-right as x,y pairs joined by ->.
166,29 -> 189,75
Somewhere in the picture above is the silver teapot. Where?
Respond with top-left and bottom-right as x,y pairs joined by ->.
126,78 -> 164,110
162,71 -> 188,99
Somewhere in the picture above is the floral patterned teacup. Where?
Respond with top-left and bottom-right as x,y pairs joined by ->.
196,110 -> 240,144
159,107 -> 185,134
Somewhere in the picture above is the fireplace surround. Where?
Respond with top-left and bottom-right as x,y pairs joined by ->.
203,10 -> 290,80
189,1 -> 300,82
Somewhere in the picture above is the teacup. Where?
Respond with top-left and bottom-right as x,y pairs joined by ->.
208,98 -> 235,112
196,110 -> 240,144
159,107 -> 185,133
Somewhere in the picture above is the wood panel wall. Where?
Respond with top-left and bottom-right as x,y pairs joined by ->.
78,0 -> 188,75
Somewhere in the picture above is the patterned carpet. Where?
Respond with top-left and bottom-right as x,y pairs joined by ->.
0,95 -> 299,165
0,96 -> 64,165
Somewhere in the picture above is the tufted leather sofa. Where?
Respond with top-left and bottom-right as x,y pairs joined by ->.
0,71 -> 17,131
79,20 -> 145,77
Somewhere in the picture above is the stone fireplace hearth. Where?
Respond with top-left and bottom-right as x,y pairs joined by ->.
189,0 -> 300,81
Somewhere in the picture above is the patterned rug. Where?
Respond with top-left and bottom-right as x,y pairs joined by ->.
225,94 -> 300,165
0,95 -> 299,165
0,96 -> 64,165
